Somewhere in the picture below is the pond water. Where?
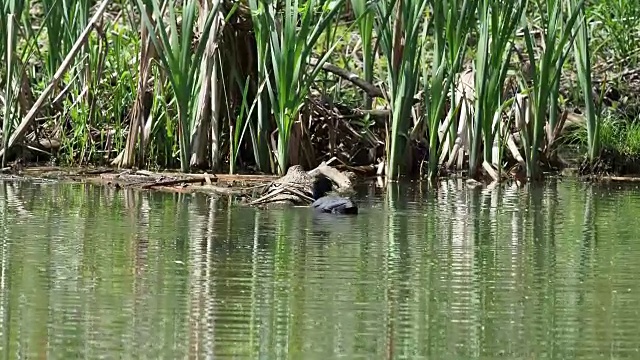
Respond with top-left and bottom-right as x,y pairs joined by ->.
0,178 -> 639,359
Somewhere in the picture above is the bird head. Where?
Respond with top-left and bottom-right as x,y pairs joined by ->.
312,176 -> 333,200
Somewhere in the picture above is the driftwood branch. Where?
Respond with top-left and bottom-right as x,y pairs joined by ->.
248,186 -> 287,205
307,157 -> 351,189
307,156 -> 337,176
248,183 -> 314,206
316,165 -> 352,189
140,177 -> 203,189
309,58 -> 384,99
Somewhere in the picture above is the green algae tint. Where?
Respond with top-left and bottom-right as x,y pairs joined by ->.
0,178 -> 639,359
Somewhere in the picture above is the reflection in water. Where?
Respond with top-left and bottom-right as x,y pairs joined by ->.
0,179 -> 639,358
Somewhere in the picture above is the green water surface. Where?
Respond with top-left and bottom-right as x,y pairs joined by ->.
0,178 -> 639,359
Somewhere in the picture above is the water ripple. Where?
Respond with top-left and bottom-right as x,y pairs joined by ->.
0,180 -> 639,358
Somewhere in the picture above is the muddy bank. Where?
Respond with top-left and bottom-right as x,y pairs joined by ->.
0,165 -> 278,197
0,158 -> 362,208
4,158 -> 640,203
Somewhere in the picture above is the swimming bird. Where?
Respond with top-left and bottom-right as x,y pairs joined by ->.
310,176 -> 358,215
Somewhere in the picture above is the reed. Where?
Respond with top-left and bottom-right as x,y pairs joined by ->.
0,0 -> 623,180
419,0 -> 476,180
519,0 -> 584,179
469,0 -> 525,179
569,0 -> 599,164
375,0 -> 430,180
229,76 -> 265,175
41,0 -> 91,160
248,0 -> 275,173
349,0 -> 375,109
134,0 -> 221,172
257,0 -> 344,175
2,0 -> 27,167
2,14 -> 16,168
588,0 -> 640,67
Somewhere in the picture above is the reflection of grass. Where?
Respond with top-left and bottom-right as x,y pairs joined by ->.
5,180 -> 640,357
4,0 -> 640,179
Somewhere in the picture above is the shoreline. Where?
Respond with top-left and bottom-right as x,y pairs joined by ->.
3,164 -> 640,199
0,165 -> 279,196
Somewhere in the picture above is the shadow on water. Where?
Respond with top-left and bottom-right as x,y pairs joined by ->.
0,178 -> 640,358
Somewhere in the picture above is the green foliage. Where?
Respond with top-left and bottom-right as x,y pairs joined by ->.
2,13 -> 17,168
374,0 -> 430,180
419,0 -> 476,180
3,0 -> 637,178
570,0 -> 599,163
253,0 -> 345,175
567,114 -> 640,157
349,0 -> 375,109
247,0 -> 274,173
518,0 -> 585,178
587,0 -> 640,67
470,0 -> 525,177
135,0 -> 220,172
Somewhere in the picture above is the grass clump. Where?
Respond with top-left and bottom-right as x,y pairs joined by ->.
597,118 -> 640,157
4,0 -> 640,181
564,112 -> 640,175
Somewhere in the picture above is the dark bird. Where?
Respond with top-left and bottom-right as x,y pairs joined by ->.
310,176 -> 358,215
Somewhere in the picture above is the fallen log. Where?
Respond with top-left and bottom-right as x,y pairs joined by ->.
249,159 -> 356,206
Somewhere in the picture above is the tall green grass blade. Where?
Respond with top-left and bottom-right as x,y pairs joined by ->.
248,0 -> 274,173
230,76 -> 267,175
259,0 -> 345,175
135,0 -> 221,172
569,0 -> 599,163
469,0 -> 525,178
350,0 -> 375,109
444,0 -> 477,151
420,0 -> 476,180
375,0 -> 430,180
2,14 -> 16,168
230,76 -> 252,175
519,0 -> 585,179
